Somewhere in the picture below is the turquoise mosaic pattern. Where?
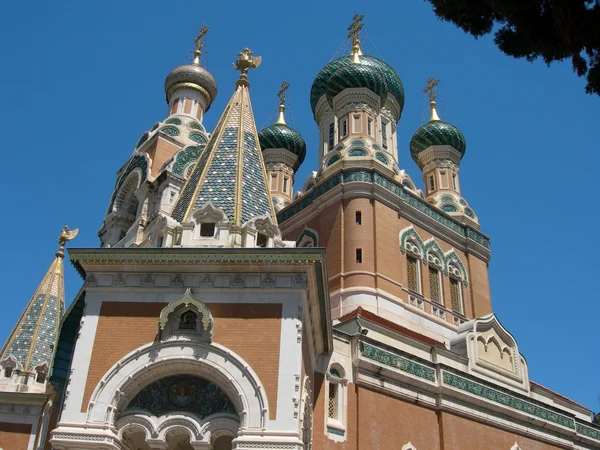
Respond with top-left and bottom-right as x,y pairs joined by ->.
171,103 -> 232,222
443,372 -> 575,429
348,149 -> 367,157
165,118 -> 182,125
258,123 -> 307,168
135,132 -> 149,149
277,169 -> 490,250
441,204 -> 458,212
107,154 -> 148,215
327,427 -> 345,436
310,55 -> 405,118
240,131 -> 272,224
173,146 -> 205,177
326,63 -> 387,105
1,258 -> 64,370
194,126 -> 239,221
326,155 -> 340,167
160,126 -> 180,137
172,85 -> 274,226
576,423 -> 600,441
361,342 -> 436,382
464,208 -> 475,218
189,132 -> 208,144
189,121 -> 206,132
410,120 -> 467,162
375,153 -> 388,164
126,374 -> 236,419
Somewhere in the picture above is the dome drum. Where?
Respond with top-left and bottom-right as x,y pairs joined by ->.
410,120 -> 467,168
165,64 -> 218,111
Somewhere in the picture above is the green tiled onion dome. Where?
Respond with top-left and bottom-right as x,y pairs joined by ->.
165,63 -> 218,110
310,55 -> 405,118
326,63 -> 388,106
259,123 -> 307,170
410,119 -> 467,164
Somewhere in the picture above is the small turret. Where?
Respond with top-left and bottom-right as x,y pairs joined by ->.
410,79 -> 477,224
258,82 -> 307,211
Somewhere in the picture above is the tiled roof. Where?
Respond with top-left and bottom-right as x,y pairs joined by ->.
0,254 -> 65,370
171,80 -> 275,226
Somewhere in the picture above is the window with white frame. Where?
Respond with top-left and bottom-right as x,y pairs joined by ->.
283,176 -> 289,194
367,118 -> 373,136
340,119 -> 348,138
326,366 -> 347,437
381,120 -> 388,149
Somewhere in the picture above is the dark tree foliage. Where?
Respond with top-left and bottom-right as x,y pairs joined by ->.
425,0 -> 600,95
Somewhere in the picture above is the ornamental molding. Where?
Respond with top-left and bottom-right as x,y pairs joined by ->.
360,342 -> 436,383
158,288 -> 213,334
332,88 -> 381,116
296,227 -> 319,248
399,226 -> 469,285
263,148 -> 298,170
450,313 -> 528,391
417,145 -> 463,168
81,272 -> 308,290
353,337 -> 600,445
422,159 -> 459,173
277,168 -> 490,256
86,340 -> 269,431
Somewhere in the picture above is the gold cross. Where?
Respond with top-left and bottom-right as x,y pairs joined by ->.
347,13 -> 364,45
194,25 -> 209,52
277,81 -> 290,106
424,77 -> 439,102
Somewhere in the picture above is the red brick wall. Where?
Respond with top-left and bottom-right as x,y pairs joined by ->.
0,422 -> 32,450
81,301 -> 282,419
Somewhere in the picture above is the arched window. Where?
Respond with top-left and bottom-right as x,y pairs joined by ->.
326,365 -> 347,439
179,311 -> 198,330
427,253 -> 444,305
405,240 -> 422,294
448,264 -> 464,314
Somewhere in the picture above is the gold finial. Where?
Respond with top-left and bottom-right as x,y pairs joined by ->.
57,225 -> 78,258
423,78 -> 441,121
233,48 -> 262,86
347,13 -> 364,63
193,25 -> 209,65
275,81 -> 290,125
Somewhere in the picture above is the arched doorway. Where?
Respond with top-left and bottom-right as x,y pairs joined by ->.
118,374 -> 239,449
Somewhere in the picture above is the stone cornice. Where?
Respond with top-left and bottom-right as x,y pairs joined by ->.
277,168 -> 491,259
68,247 -> 332,354
354,339 -> 600,447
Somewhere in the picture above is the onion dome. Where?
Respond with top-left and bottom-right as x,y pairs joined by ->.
259,124 -> 306,170
326,62 -> 388,105
310,55 -> 405,119
410,101 -> 466,165
259,89 -> 306,171
164,48 -> 218,110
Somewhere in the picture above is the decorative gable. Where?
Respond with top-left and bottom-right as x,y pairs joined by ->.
450,313 -> 529,391
158,288 -> 214,342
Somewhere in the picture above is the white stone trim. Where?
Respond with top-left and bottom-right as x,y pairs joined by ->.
84,340 -> 269,430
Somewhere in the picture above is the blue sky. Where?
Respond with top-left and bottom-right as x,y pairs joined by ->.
0,0 -> 598,412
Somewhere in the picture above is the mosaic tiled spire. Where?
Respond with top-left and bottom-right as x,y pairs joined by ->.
171,49 -> 276,226
0,226 -> 76,371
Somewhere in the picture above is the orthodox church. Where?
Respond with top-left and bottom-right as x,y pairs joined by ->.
1,16 -> 599,450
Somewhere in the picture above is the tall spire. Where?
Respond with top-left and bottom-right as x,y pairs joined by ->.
0,226 -> 77,375
347,13 -> 364,63
275,81 -> 289,125
171,48 -> 276,229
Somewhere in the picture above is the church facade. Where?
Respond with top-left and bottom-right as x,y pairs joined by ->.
1,17 -> 599,450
